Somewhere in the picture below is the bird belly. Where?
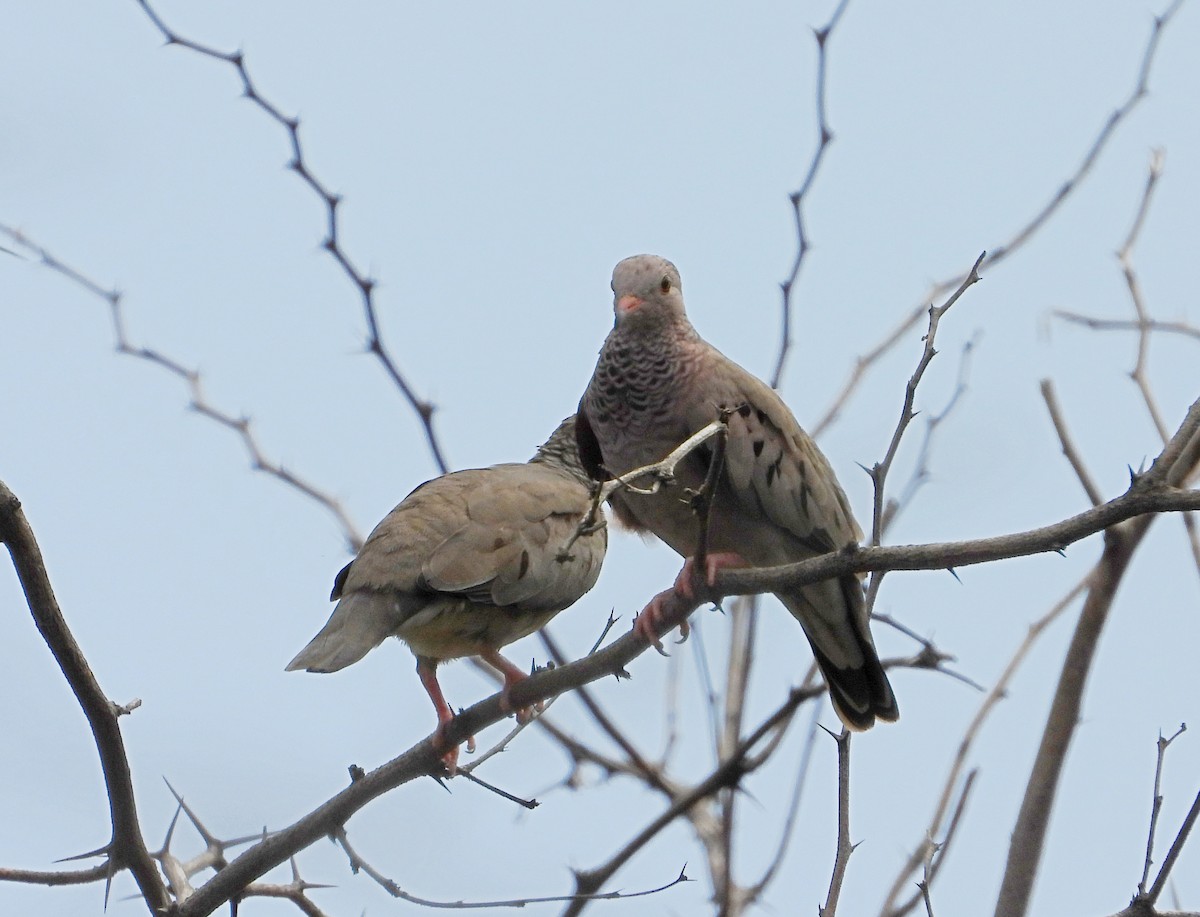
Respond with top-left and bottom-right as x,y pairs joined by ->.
395,597 -> 557,661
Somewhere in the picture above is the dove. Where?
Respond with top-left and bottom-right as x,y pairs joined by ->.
577,255 -> 898,730
287,416 -> 607,771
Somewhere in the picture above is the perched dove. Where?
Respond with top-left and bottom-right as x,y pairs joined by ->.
577,255 -> 898,730
287,416 -> 607,770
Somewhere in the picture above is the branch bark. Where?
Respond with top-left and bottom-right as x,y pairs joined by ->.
0,481 -> 170,913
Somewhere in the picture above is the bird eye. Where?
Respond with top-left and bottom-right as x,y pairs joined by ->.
660,276 -> 671,293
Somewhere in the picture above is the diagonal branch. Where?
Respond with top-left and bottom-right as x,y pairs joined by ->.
811,0 -> 1184,437
0,481 -> 170,913
132,0 -> 450,474
0,224 -> 366,552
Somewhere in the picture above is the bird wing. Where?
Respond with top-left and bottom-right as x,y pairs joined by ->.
420,463 -> 605,611
683,348 -> 863,556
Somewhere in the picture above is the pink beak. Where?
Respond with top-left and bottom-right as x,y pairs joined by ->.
616,294 -> 643,317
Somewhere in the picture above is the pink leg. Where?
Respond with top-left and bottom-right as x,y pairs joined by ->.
634,552 -> 747,653
416,656 -> 469,775
673,551 -> 746,599
479,648 -> 542,724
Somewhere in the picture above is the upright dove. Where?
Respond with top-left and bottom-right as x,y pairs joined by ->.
287,416 -> 607,769
577,255 -> 898,730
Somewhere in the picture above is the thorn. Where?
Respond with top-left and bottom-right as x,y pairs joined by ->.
946,567 -> 962,583
347,764 -> 365,783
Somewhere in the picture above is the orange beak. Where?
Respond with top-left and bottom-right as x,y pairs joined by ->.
616,294 -> 643,317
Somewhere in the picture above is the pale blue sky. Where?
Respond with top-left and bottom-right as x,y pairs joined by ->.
3,2 -> 1199,915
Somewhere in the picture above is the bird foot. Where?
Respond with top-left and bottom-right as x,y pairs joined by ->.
633,587 -> 692,655
431,722 -> 474,776
481,648 -> 544,725
672,551 -> 746,600
633,552 -> 745,654
499,684 -> 544,725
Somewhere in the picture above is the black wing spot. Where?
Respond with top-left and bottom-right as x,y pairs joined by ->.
752,439 -> 764,458
330,560 -> 353,601
518,549 -> 531,579
766,462 -> 777,487
738,403 -> 752,418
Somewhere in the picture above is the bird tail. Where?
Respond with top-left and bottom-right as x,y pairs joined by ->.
779,577 -> 899,731
285,592 -> 399,673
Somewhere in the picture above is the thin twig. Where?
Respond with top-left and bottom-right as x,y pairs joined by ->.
881,334 -> 979,536
0,225 -> 365,551
1040,379 -> 1105,507
881,579 -> 1086,917
1053,313 -> 1200,343
333,828 -> 689,909
819,729 -> 854,917
772,0 -> 852,388
812,0 -> 1183,436
1147,788 -> 1200,904
1139,724 -> 1188,896
131,0 -> 450,474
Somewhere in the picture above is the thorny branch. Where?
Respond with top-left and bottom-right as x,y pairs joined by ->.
0,481 -> 171,912
132,0 -> 451,475
2,391 -> 1197,914
881,578 -> 1088,917
0,224 -> 366,552
864,252 -> 984,613
819,730 -> 854,917
332,827 -> 689,910
772,0 -> 852,388
811,0 -> 1183,437
1139,725 -> 1188,897
994,411 -> 1200,917
881,334 -> 979,536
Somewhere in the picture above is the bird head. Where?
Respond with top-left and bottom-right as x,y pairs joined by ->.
610,254 -> 686,329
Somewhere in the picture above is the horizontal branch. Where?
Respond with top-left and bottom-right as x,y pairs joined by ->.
0,864 -> 111,887
713,478 -> 1199,598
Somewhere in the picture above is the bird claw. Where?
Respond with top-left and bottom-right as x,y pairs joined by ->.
431,722 -> 468,776
674,551 -> 745,599
633,587 -> 684,654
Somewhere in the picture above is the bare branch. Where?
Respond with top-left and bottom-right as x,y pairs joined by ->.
1041,379 -> 1105,507
773,0 -> 852,388
994,519 -> 1156,917
882,334 -> 979,536
865,253 -> 984,610
0,864 -> 112,887
131,0 -> 450,474
0,225 -> 366,551
882,578 -> 1086,917
333,828 -> 688,910
1147,789 -> 1200,905
0,481 -> 170,912
811,0 -> 1183,436
1053,313 -> 1200,342
819,729 -> 854,917
1140,725 -> 1189,896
